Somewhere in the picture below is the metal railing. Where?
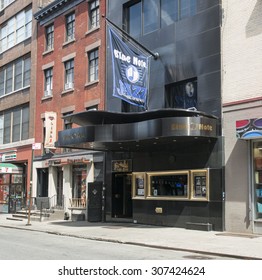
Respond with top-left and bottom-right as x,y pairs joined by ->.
31,195 -> 64,210
69,198 -> 86,208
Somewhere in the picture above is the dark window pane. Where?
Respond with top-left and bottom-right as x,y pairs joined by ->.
128,2 -> 142,37
161,0 -> 178,26
143,0 -> 160,34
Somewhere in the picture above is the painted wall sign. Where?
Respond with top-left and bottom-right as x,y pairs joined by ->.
236,118 -> 262,139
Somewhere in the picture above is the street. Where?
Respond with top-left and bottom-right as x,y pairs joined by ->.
0,227 -> 236,260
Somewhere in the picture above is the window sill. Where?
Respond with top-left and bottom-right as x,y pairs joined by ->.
42,48 -> 54,56
41,95 -> 53,101
85,80 -> 99,88
85,26 -> 100,36
62,38 -> 75,47
61,88 -> 74,95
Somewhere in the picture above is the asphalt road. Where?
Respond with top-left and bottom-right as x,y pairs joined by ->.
0,227 -> 236,260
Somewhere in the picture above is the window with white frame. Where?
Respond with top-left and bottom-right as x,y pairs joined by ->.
64,59 -> 74,90
0,55 -> 31,97
44,68 -> 53,96
65,12 -> 75,42
0,7 -> 32,53
45,24 -> 54,51
88,48 -> 99,82
89,0 -> 99,29
0,105 -> 29,144
0,0 -> 15,11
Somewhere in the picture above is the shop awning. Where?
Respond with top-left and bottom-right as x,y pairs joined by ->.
0,163 -> 23,173
56,109 -> 220,152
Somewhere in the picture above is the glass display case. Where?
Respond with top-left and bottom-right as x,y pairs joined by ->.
132,169 -> 210,201
190,169 -> 209,200
132,172 -> 146,199
147,171 -> 189,199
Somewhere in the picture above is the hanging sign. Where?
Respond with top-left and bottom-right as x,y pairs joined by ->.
44,112 -> 57,149
108,26 -> 150,109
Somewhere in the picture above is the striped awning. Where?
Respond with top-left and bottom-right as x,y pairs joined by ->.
0,163 -> 23,173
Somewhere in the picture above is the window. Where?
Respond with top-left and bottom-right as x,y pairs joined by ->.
161,0 -> 178,27
125,0 -> 197,37
180,0 -> 197,20
0,55 -> 31,97
86,105 -> 98,111
44,68 -> 53,96
0,8 -> 32,53
72,165 -> 87,206
64,59 -> 74,90
14,58 -> 22,91
63,112 -> 73,153
165,79 -> 197,110
127,2 -> 142,37
149,172 -> 189,198
132,169 -> 209,201
45,24 -> 54,51
0,105 -> 29,144
253,142 -> 262,220
88,49 -> 98,82
65,12 -> 75,41
0,113 -> 3,144
1,0 -> 15,11
89,0 -> 100,29
143,0 -> 160,34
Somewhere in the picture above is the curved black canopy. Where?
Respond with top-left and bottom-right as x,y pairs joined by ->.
57,109 -> 219,152
63,108 -> 218,126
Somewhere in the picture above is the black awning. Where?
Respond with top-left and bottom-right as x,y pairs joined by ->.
63,108 -> 218,126
57,109 -> 219,152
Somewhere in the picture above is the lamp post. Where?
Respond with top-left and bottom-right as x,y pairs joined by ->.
26,147 -> 34,226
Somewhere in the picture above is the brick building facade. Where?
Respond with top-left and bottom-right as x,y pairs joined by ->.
33,0 -> 106,219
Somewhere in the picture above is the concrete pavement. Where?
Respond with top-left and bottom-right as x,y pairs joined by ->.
0,213 -> 262,260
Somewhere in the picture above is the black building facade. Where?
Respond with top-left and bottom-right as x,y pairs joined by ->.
57,0 -> 223,230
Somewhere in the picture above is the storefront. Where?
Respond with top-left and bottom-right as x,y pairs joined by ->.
236,117 -> 262,234
32,151 -> 104,220
56,109 -> 224,230
0,163 -> 25,213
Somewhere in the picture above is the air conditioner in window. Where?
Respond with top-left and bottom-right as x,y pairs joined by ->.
44,89 -> 52,96
65,82 -> 74,90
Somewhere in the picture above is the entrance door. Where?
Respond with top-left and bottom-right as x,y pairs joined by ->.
9,185 -> 22,213
112,173 -> 132,218
37,168 -> 49,197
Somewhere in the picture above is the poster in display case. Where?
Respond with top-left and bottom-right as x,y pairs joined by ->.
191,169 -> 209,200
132,173 -> 146,199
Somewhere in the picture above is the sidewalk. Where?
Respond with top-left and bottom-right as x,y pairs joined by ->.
0,213 -> 262,260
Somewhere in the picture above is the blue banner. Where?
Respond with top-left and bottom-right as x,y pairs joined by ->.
108,27 -> 150,109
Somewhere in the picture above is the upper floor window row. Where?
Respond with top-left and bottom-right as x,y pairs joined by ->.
0,55 -> 31,98
0,7 -> 32,53
126,0 -> 197,37
0,0 -> 15,11
44,1 -> 100,51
